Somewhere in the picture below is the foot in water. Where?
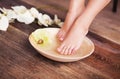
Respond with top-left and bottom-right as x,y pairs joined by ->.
57,22 -> 88,55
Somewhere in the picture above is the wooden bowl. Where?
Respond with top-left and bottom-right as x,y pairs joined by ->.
29,28 -> 95,62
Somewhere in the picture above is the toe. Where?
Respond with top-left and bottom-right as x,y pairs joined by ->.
64,46 -> 70,55
57,30 -> 65,41
57,47 -> 61,53
61,46 -> 67,55
68,46 -> 74,55
57,43 -> 65,54
71,46 -> 79,55
59,33 -> 65,41
57,30 -> 62,38
71,48 -> 76,55
60,37 -> 64,41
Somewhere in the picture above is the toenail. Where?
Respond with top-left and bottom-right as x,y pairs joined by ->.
60,38 -> 63,41
57,48 -> 60,52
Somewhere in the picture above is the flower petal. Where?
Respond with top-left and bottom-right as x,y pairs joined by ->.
16,10 -> 35,24
0,15 -> 9,31
29,7 -> 39,18
37,13 -> 48,26
54,14 -> 61,24
12,5 -> 27,14
0,8 -> 17,22
57,22 -> 64,27
42,14 -> 53,25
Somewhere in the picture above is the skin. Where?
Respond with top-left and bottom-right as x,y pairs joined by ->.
57,0 -> 85,41
57,0 -> 111,55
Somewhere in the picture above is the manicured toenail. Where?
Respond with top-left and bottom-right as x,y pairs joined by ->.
57,48 -> 60,52
60,38 -> 63,41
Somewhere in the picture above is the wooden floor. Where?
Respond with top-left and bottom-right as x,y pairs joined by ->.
0,0 -> 120,79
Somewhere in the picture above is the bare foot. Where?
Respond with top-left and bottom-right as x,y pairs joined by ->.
57,12 -> 78,41
57,0 -> 85,41
57,23 -> 88,55
57,0 -> 111,55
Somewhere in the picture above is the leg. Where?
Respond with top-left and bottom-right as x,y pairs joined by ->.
57,0 -> 111,55
57,0 -> 85,41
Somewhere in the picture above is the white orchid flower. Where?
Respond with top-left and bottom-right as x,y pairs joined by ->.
53,14 -> 64,27
11,5 -> 27,14
16,10 -> 35,24
37,13 -> 53,27
37,13 -> 43,25
0,8 -> 8,14
0,8 -> 17,22
0,14 -> 9,31
0,6 -> 63,32
12,5 -> 35,24
57,22 -> 64,27
42,14 -> 53,25
54,14 -> 61,24
6,10 -> 17,23
29,7 -> 39,18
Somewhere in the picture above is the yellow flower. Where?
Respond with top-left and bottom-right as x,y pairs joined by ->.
32,29 -> 52,46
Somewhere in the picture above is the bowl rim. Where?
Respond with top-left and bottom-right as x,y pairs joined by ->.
29,28 -> 95,62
